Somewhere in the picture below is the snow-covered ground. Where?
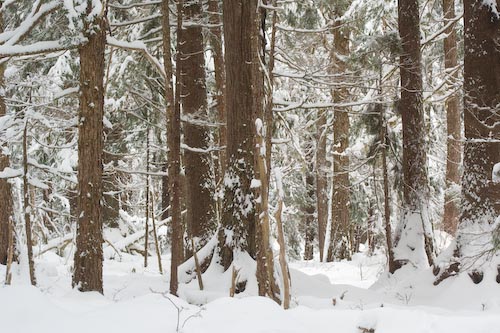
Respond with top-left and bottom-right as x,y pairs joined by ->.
1,251 -> 499,333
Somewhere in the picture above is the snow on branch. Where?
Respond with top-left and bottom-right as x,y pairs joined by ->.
107,36 -> 166,79
0,40 -> 74,57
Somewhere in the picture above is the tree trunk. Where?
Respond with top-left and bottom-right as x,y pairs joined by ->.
144,123 -> 150,268
254,125 -> 280,302
217,0 -> 261,271
459,0 -> 500,261
442,0 -> 461,236
304,142 -> 315,261
394,0 -> 434,269
327,11 -> 351,262
23,122 -> 36,286
380,104 -> 398,273
72,3 -> 106,293
182,0 -> 216,250
0,9 -> 14,266
275,169 -> 291,309
316,110 -> 328,262
163,0 -> 183,296
208,0 -> 226,181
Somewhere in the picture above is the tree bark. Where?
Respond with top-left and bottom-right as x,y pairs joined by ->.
254,126 -> 280,302
163,0 -> 183,296
217,0 -> 261,270
23,122 -> 36,286
304,141 -> 315,261
0,8 -> 14,266
442,0 -> 461,236
182,0 -> 216,249
72,3 -> 106,293
394,0 -> 434,269
275,171 -> 291,309
459,0 -> 500,252
208,0 -> 226,181
316,110 -> 328,262
144,123 -> 150,268
327,11 -> 351,262
380,104 -> 398,273
435,0 -> 500,284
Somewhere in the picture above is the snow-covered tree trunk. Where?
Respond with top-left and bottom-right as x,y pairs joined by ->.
457,0 -> 500,277
328,6 -> 352,262
303,139 -> 315,261
394,0 -> 435,269
254,121 -> 280,302
316,110 -> 328,262
72,1 -> 107,293
442,0 -> 461,236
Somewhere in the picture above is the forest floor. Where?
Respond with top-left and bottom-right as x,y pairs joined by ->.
1,249 -> 499,333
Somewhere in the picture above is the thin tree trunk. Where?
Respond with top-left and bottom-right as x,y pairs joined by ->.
303,142 -> 315,261
395,0 -> 434,269
264,0 -> 278,181
72,3 -> 106,293
4,216 -> 13,285
151,187 -> 163,274
275,168 -> 291,309
208,0 -> 226,180
328,10 -> 351,262
0,8 -> 14,266
442,0 -> 461,236
166,0 -> 184,296
161,166 -> 169,223
23,121 -> 36,286
144,123 -> 150,268
254,2 -> 281,302
255,125 -> 280,303
380,105 -> 398,273
316,110 -> 328,262
182,0 -> 216,250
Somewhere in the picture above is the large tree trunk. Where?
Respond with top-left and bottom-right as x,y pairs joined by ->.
316,111 -> 328,262
394,0 -> 434,269
72,3 -> 106,293
459,0 -> 500,268
182,0 -> 215,249
442,0 -> 461,236
327,11 -> 351,262
217,0 -> 260,271
0,9 -> 14,266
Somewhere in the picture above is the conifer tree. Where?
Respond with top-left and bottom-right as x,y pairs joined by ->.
181,0 -> 216,250
393,0 -> 435,270
72,1 -> 107,293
